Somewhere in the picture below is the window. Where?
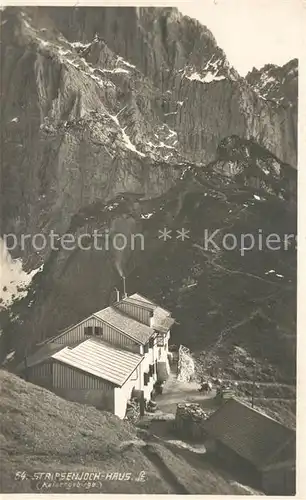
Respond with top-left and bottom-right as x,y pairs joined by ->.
144,373 -> 149,386
149,337 -> 154,349
144,343 -> 149,354
157,334 -> 164,347
149,364 -> 154,377
94,326 -> 103,336
84,326 -> 93,336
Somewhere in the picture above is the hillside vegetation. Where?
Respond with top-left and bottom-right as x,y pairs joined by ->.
0,370 -> 257,494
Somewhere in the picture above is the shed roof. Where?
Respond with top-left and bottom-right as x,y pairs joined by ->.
116,293 -> 174,332
203,398 -> 295,469
52,338 -> 143,387
15,342 -> 65,372
94,306 -> 154,344
128,293 -> 171,315
153,315 -> 175,333
261,459 -> 296,472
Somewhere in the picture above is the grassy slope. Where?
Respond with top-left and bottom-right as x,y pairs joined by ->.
0,370 -> 254,494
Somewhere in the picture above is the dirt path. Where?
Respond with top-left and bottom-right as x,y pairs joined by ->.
219,379 -> 295,388
193,243 -> 289,287
155,370 -> 217,414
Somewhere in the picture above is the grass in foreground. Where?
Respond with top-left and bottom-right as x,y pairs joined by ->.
1,370 -> 260,494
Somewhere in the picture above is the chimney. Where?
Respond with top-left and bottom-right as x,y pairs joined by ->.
114,287 -> 120,302
122,276 -> 127,298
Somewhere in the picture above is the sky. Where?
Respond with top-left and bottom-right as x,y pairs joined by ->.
177,0 -> 305,75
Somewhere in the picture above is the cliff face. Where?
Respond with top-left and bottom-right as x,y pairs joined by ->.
43,6 -> 298,166
1,7 -> 297,252
1,7 -> 182,257
0,6 -> 297,379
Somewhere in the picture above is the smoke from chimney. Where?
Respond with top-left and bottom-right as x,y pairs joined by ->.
115,261 -> 124,278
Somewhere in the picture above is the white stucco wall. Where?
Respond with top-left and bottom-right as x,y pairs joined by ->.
113,330 -> 172,418
114,366 -> 140,419
143,375 -> 155,401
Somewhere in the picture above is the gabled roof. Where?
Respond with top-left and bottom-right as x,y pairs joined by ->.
44,314 -> 100,344
203,398 -> 295,469
94,306 -> 154,345
29,294 -> 169,351
52,338 -> 143,387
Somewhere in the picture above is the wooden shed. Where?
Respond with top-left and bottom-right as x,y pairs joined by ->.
203,398 -> 296,495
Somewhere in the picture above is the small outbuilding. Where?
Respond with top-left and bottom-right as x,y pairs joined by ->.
203,398 -> 295,495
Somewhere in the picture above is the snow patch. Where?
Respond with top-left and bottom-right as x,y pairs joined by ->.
253,194 -> 261,201
159,142 -> 174,149
185,71 -> 226,83
166,128 -> 177,139
261,166 -> 270,176
117,56 -> 136,69
105,202 -> 119,211
122,127 -> 145,157
140,213 -> 153,219
71,41 -> 91,50
103,68 -> 130,75
58,48 -> 72,57
0,239 -> 43,307
3,351 -> 15,364
39,39 -> 50,48
109,107 -> 145,156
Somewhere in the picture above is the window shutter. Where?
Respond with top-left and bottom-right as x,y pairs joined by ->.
94,326 -> 103,336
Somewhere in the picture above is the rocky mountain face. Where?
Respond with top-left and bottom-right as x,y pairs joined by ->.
246,59 -> 298,108
1,7 -> 297,254
0,5 -> 297,404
